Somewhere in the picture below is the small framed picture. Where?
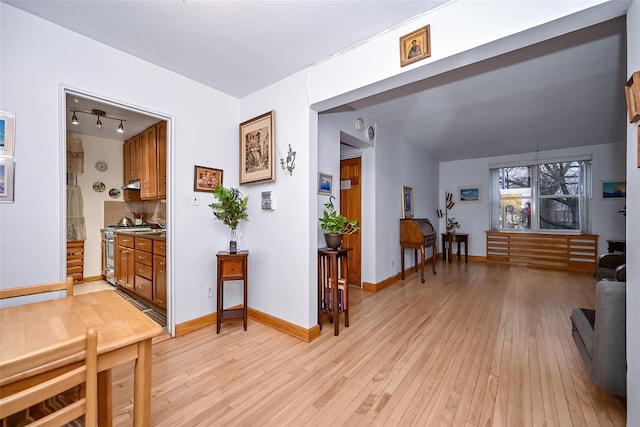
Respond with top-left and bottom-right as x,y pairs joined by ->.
318,172 -> 333,195
194,165 -> 223,192
400,25 -> 431,68
458,185 -> 482,203
240,111 -> 275,185
0,157 -> 15,203
0,111 -> 16,157
625,71 -> 640,123
602,180 -> 626,199
402,186 -> 413,218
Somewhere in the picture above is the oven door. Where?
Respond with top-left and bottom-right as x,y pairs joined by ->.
106,236 -> 116,285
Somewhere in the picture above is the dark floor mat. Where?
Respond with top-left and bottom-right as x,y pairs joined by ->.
115,288 -> 167,327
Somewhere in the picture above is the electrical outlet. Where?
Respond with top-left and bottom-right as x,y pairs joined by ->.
191,195 -> 200,206
206,286 -> 213,298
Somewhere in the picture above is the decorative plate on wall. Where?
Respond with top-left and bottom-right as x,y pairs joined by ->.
93,182 -> 106,192
95,161 -> 108,172
108,188 -> 121,199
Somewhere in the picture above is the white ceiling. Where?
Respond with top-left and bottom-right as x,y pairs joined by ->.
7,1 -> 628,160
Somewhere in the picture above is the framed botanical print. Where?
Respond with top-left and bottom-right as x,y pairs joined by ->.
239,111 -> 275,184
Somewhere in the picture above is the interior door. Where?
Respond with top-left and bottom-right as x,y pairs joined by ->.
340,157 -> 361,287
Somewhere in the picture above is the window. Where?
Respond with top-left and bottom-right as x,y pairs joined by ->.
490,159 -> 591,233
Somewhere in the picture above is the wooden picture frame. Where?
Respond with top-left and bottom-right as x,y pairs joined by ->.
458,185 -> 482,203
239,111 -> 275,184
318,172 -> 333,195
400,25 -> 431,67
402,186 -> 414,218
601,180 -> 626,199
0,111 -> 16,157
194,165 -> 223,192
0,157 -> 15,203
625,72 -> 640,123
637,126 -> 640,168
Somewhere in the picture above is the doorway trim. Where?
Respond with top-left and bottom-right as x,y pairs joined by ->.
59,84 -> 176,336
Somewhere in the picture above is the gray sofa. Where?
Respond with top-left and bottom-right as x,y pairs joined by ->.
594,253 -> 625,281
570,280 -> 626,396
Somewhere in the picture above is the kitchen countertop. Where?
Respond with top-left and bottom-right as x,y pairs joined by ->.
114,229 -> 166,241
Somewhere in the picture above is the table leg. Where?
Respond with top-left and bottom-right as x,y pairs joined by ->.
442,240 -> 446,262
465,240 -> 468,263
457,241 -> 461,260
133,339 -> 153,427
448,236 -> 453,263
431,243 -> 437,275
401,247 -> 405,280
97,369 -> 113,426
332,255 -> 339,336
420,247 -> 425,283
414,249 -> 418,272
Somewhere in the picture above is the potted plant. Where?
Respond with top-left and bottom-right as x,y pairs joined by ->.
209,185 -> 249,253
319,195 -> 359,249
446,217 -> 460,234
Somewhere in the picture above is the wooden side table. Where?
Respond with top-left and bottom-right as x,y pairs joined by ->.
216,250 -> 248,333
318,247 -> 351,336
441,233 -> 469,263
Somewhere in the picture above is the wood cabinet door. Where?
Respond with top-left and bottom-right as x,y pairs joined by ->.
153,254 -> 167,309
340,157 -> 361,287
125,248 -> 135,290
115,245 -> 134,291
156,121 -> 167,199
140,126 -> 158,199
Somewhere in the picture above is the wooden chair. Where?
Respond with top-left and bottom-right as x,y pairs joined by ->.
0,327 -> 97,426
0,277 -> 74,300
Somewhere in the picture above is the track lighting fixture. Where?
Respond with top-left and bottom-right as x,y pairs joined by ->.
69,109 -> 126,134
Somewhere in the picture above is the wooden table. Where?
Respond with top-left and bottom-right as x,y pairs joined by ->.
441,232 -> 469,263
0,290 -> 163,426
216,250 -> 249,333
606,239 -> 626,253
318,247 -> 351,336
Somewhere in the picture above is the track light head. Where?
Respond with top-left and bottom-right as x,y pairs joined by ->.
96,117 -> 103,129
117,120 -> 125,134
71,111 -> 79,125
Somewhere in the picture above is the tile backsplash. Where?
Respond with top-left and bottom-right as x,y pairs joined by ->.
104,200 -> 166,227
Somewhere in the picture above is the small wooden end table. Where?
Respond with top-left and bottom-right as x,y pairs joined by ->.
441,233 -> 469,263
216,250 -> 249,333
318,247 -> 351,336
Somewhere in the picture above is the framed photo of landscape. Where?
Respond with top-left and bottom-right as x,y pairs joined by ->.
318,172 -> 333,195
458,185 -> 482,203
602,180 -> 626,199
239,111 -> 275,185
0,111 -> 15,157
400,25 -> 431,67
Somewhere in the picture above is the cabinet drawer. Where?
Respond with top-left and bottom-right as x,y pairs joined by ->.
135,275 -> 153,301
135,237 -> 152,252
118,235 -> 134,248
153,240 -> 166,256
135,250 -> 153,266
220,259 -> 245,280
135,262 -> 153,280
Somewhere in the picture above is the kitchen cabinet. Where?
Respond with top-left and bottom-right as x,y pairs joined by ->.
140,126 -> 158,200
123,135 -> 141,202
115,234 -> 135,291
152,240 -> 167,308
134,237 -> 153,301
157,121 -> 167,199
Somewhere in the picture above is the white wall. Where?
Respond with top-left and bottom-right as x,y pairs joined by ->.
626,0 -> 639,422
68,133 -> 123,278
439,142 -> 627,256
0,5 -> 240,332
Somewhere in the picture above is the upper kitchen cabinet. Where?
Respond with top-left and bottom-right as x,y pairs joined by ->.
140,125 -> 158,199
123,135 -> 141,202
157,121 -> 167,199
123,120 -> 167,201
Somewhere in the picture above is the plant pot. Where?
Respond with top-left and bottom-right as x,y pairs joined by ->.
447,228 -> 456,234
324,233 -> 343,250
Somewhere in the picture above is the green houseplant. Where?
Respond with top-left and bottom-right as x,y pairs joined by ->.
319,195 -> 359,249
209,185 -> 249,253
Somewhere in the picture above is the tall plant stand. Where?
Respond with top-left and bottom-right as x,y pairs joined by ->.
317,247 -> 351,336
216,250 -> 248,333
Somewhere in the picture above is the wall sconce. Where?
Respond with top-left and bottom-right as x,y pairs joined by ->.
280,144 -> 296,176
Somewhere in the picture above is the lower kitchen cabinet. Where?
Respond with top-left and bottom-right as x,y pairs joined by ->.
114,233 -> 166,309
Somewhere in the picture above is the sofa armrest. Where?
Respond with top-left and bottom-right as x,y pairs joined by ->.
591,280 -> 626,396
615,264 -> 626,282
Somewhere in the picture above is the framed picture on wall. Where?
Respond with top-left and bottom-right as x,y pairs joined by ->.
625,71 -> 640,123
239,111 -> 275,185
0,111 -> 16,157
402,185 -> 413,218
400,25 -> 431,67
0,157 -> 15,203
601,180 -> 626,199
318,172 -> 333,195
458,185 -> 482,203
194,165 -> 223,192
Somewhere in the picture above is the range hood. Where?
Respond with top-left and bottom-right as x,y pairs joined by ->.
121,180 -> 141,190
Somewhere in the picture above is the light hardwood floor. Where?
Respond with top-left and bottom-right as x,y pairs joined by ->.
111,262 -> 626,426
